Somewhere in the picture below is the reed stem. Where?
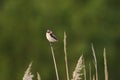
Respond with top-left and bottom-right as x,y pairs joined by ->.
50,43 -> 59,80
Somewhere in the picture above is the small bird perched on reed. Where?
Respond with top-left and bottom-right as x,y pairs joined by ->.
46,29 -> 58,43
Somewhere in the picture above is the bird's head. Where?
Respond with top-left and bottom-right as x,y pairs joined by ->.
47,29 -> 52,34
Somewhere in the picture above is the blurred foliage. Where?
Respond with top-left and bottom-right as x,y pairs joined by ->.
0,0 -> 120,80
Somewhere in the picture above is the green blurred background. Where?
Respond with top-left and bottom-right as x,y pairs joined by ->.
0,0 -> 120,80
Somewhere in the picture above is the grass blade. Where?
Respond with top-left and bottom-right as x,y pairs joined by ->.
89,63 -> 92,80
103,48 -> 108,80
64,32 -> 70,80
37,72 -> 41,80
91,44 -> 98,80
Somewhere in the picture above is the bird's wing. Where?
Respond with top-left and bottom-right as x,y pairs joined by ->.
50,33 -> 58,40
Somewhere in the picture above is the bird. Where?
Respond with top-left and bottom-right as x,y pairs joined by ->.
46,29 -> 58,43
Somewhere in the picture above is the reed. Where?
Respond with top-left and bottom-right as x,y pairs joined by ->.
91,44 -> 98,80
50,43 -> 59,80
103,48 -> 108,80
64,32 -> 70,80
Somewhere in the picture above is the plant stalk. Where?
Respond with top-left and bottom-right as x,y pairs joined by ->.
64,32 -> 70,80
50,43 -> 59,80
